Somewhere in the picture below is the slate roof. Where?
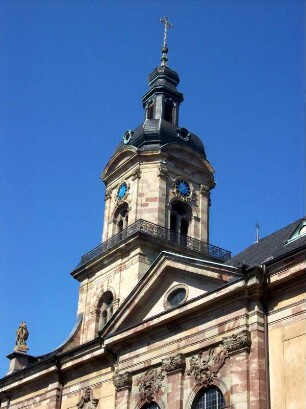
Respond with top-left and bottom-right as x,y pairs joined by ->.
115,62 -> 206,158
228,217 -> 306,268
115,119 -> 207,158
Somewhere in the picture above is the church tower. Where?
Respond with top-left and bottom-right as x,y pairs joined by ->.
2,20 -> 305,409
71,21 -> 229,343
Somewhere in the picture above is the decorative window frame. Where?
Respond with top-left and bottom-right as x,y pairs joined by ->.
135,399 -> 165,409
116,181 -> 130,203
186,382 -> 230,409
176,127 -> 191,141
171,177 -> 194,202
163,284 -> 189,310
123,129 -> 134,145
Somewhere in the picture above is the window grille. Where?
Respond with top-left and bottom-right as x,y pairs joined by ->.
192,387 -> 225,409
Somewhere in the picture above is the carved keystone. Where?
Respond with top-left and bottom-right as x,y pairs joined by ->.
188,330 -> 252,386
136,368 -> 165,403
188,346 -> 228,386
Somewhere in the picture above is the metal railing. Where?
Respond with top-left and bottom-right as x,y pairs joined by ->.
75,219 -> 231,270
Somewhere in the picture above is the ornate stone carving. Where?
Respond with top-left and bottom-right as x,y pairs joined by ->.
105,189 -> 112,201
200,184 -> 209,195
131,168 -> 141,180
192,191 -> 198,205
162,353 -> 185,374
123,129 -> 134,145
136,368 -> 165,403
188,330 -> 252,386
15,322 -> 29,352
188,345 -> 228,386
77,387 -> 99,409
113,371 -> 132,391
222,330 -> 251,353
158,165 -> 168,180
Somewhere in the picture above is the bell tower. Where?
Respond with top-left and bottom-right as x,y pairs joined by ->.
101,18 -> 215,246
72,21 -> 229,343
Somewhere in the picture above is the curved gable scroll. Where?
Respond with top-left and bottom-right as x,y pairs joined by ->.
162,144 -> 215,175
101,146 -> 137,182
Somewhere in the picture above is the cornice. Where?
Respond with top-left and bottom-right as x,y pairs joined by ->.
103,276 -> 263,350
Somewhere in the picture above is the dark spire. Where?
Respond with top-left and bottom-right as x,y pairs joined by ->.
141,17 -> 183,126
115,18 -> 207,159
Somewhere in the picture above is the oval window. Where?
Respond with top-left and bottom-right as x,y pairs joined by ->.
167,288 -> 187,307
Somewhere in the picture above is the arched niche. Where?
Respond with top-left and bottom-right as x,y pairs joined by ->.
97,290 -> 114,329
169,200 -> 192,245
113,202 -> 129,236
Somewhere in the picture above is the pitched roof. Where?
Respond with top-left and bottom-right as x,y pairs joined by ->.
228,217 -> 306,268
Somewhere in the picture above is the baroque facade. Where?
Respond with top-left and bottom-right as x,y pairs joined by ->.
1,34 -> 306,409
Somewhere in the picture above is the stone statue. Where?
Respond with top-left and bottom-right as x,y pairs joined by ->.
77,387 -> 99,409
15,321 -> 29,352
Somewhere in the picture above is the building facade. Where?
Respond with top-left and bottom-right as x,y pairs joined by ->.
0,39 -> 305,409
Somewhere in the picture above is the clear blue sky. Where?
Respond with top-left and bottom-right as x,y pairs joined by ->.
0,1 -> 304,376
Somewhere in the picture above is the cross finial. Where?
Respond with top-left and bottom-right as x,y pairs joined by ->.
160,16 -> 173,48
159,16 -> 173,66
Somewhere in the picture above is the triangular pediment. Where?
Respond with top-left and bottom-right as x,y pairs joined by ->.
101,252 -> 242,337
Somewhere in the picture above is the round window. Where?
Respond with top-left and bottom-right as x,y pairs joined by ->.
167,287 -> 187,308
123,129 -> 134,144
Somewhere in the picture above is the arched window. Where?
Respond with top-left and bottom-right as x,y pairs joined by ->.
170,201 -> 192,245
192,387 -> 225,409
141,403 -> 160,409
164,99 -> 174,123
114,203 -> 129,235
99,291 -> 114,328
147,101 -> 154,119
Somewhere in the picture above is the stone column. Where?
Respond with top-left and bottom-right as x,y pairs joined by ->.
228,350 -> 249,409
248,329 -> 266,409
112,298 -> 120,313
222,330 -> 252,409
113,372 -> 132,409
162,354 -> 186,409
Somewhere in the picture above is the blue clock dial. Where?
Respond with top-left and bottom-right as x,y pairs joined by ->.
176,180 -> 191,198
117,182 -> 127,199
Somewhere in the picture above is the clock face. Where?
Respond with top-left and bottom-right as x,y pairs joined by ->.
175,179 -> 191,198
117,182 -> 128,200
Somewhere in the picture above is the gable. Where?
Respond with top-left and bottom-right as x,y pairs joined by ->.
102,252 -> 241,336
101,146 -> 137,182
141,268 -> 228,321
163,144 -> 214,174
